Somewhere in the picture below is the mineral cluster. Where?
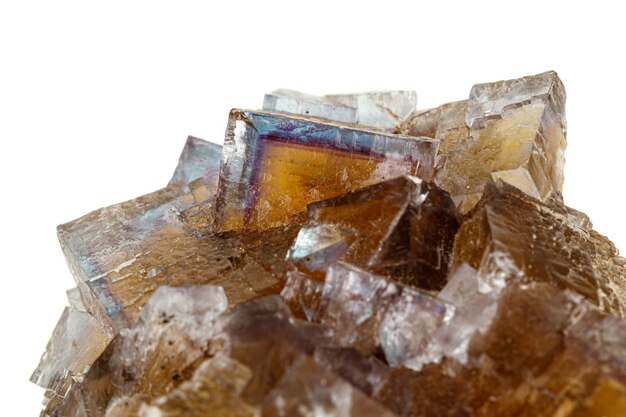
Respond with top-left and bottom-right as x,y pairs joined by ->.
33,72 -> 626,417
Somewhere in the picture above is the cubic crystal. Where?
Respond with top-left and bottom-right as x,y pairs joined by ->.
401,71 -> 566,212
292,175 -> 459,290
263,89 -> 417,131
169,135 -> 223,197
453,181 -> 626,316
33,73 -> 626,417
214,109 -> 438,231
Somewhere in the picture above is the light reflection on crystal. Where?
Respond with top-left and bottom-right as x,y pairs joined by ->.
33,72 -> 626,417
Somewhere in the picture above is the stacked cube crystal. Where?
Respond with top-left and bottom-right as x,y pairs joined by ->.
33,72 -> 626,417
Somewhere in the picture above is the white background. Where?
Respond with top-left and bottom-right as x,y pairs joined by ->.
1,1 -> 625,415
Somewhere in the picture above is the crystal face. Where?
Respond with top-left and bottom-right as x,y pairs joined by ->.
34,72 -> 626,417
292,175 -> 460,290
401,71 -> 567,212
30,307 -> 112,398
57,175 -> 303,330
169,135 -> 223,197
453,181 -> 626,317
263,89 -> 417,131
214,109 -> 438,231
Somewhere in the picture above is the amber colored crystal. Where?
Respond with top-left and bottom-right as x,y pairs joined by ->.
33,73 -> 626,417
400,71 -> 567,212
58,178 -> 303,331
214,110 -> 438,231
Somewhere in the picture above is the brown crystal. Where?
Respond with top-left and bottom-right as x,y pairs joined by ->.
59,182 -> 304,331
42,285 -> 228,417
377,275 -> 626,417
31,307 -> 113,399
33,73 -> 626,417
401,71 -> 567,212
453,181 -> 626,316
259,356 -> 397,417
138,354 -> 257,417
289,175 -> 460,290
280,269 -> 324,321
214,110 -> 438,231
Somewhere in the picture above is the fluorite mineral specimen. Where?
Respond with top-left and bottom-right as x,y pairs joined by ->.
33,72 -> 626,417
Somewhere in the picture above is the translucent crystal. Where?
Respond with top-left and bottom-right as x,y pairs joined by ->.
259,356 -> 397,417
169,135 -> 222,196
263,89 -> 357,124
57,185 -> 199,327
400,72 -> 567,211
58,135 -> 222,328
59,177 -> 303,330
88,212 -> 303,329
442,71 -> 566,211
453,181 -> 626,316
214,110 -> 438,231
214,296 -> 336,405
299,176 -> 459,290
376,279 -> 575,416
432,263 -> 506,365
263,89 -> 417,131
286,223 -> 356,276
280,270 -> 324,321
312,346 -> 389,396
66,287 -> 86,311
465,71 -> 564,126
319,263 -> 453,358
399,99 -> 468,155
33,73 -> 626,417
376,275 -> 626,417
42,285 -> 228,417
30,307 -> 112,397
137,354 -> 256,417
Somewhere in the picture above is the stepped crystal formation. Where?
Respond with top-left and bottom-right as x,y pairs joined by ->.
33,72 -> 626,417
